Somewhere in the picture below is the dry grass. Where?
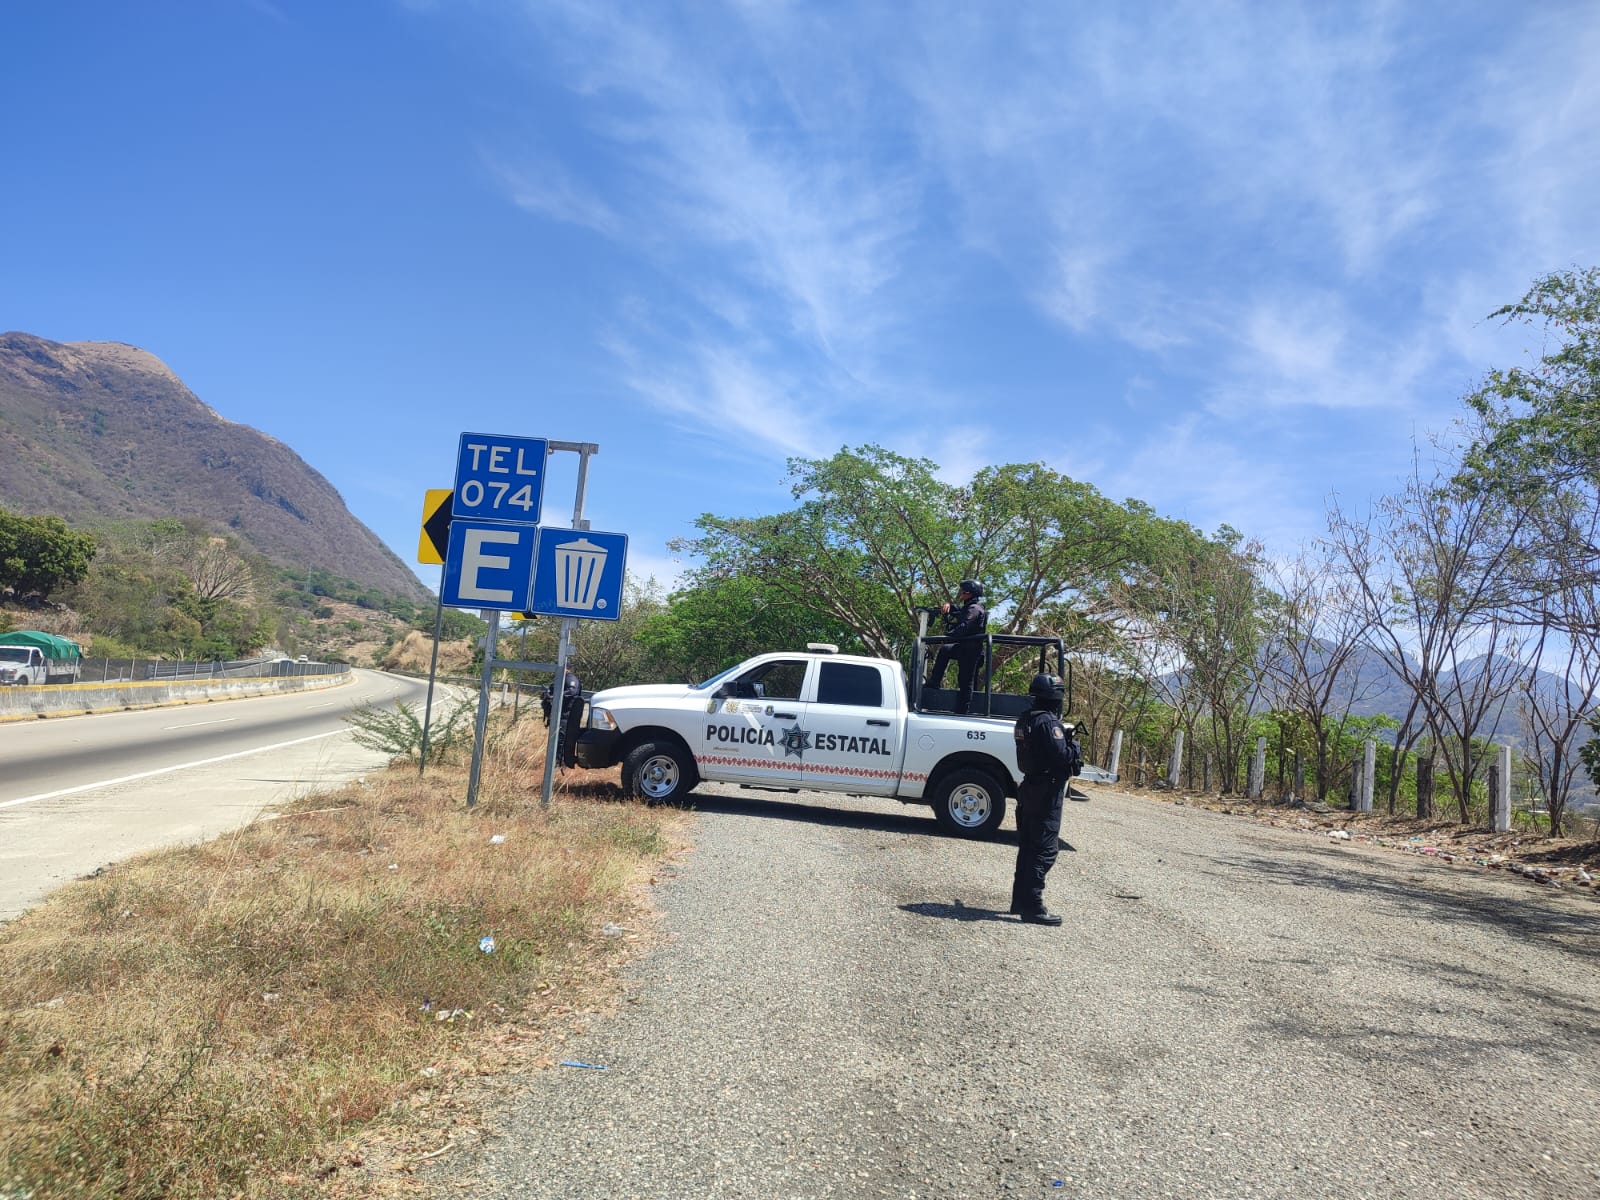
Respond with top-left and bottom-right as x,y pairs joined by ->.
1116,782 -> 1600,892
380,631 -> 474,676
0,715 -> 683,1199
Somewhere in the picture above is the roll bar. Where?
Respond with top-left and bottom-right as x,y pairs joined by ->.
909,608 -> 1073,717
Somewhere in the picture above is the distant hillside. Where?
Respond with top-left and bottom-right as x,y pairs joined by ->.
0,332 -> 429,603
1173,641 -> 1595,747
1299,643 -> 1593,747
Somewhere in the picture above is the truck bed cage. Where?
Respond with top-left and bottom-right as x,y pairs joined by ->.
910,619 -> 1072,719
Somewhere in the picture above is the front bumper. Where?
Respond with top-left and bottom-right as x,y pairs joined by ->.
575,727 -> 623,770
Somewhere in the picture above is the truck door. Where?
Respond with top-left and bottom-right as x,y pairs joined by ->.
697,657 -> 811,787
802,660 -> 903,796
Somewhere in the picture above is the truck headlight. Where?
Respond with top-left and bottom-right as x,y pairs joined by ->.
588,706 -> 618,731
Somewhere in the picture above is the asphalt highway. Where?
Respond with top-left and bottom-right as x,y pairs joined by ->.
439,782 -> 1600,1200
0,669 -> 439,921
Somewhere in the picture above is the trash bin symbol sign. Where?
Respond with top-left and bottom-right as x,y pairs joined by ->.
530,528 -> 628,621
553,538 -> 607,611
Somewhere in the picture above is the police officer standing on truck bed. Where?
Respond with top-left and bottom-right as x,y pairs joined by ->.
922,579 -> 987,715
1010,672 -> 1082,926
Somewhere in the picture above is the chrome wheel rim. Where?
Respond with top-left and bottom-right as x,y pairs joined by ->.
636,754 -> 681,800
947,782 -> 993,828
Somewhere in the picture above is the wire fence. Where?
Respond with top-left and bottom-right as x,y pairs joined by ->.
76,656 -> 349,683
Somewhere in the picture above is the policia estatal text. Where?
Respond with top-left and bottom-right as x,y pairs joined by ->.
1010,672 -> 1082,926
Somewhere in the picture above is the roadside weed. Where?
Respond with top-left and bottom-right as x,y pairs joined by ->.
0,715 -> 678,1199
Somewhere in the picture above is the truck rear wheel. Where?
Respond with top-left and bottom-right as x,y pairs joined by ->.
621,739 -> 699,804
930,768 -> 1007,838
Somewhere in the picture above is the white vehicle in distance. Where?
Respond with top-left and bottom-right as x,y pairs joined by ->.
0,631 -> 83,686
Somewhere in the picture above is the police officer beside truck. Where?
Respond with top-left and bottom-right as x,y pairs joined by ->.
558,667 -> 584,767
922,579 -> 988,715
540,667 -> 584,768
1010,672 -> 1082,926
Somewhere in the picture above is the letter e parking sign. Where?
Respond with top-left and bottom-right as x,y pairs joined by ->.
441,520 -> 537,612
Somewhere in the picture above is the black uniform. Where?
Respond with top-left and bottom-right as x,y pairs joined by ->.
1010,705 -> 1081,919
925,597 -> 987,714
557,669 -> 583,767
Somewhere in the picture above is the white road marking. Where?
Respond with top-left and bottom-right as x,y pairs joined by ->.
0,730 -> 348,810
163,717 -> 242,729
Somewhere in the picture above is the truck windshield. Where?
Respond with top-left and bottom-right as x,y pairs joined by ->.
689,663 -> 744,692
0,648 -> 31,663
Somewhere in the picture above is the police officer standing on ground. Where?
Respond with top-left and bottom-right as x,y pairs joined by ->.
1010,672 -> 1082,926
557,666 -> 583,768
923,579 -> 987,715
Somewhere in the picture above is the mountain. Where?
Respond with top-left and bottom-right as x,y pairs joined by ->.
0,332 -> 429,603
1175,640 -> 1594,746
1304,643 -> 1592,747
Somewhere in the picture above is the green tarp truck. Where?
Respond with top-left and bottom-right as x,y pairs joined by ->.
0,631 -> 83,685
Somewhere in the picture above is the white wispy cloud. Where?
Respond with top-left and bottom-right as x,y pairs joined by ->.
485,2 -> 939,455
606,331 -> 828,461
523,2 -> 922,348
476,0 -> 1599,538
482,152 -> 622,238
1099,413 -> 1320,551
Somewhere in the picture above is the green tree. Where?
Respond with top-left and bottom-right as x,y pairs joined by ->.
433,607 -> 487,641
1465,267 -> 1600,501
1333,453 -> 1531,822
1259,545 -> 1384,802
673,444 -> 1183,663
55,519 -> 272,657
1462,266 -> 1600,609
568,580 -> 672,692
0,509 -> 98,600
1126,527 -> 1273,794
1580,716 -> 1600,797
637,574 -> 862,683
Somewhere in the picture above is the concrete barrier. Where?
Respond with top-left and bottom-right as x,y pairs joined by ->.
0,667 -> 353,722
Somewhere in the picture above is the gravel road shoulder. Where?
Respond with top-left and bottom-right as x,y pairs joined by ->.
428,782 -> 1600,1200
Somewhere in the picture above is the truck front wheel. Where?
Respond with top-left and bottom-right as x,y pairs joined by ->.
621,739 -> 699,804
930,768 -> 1007,838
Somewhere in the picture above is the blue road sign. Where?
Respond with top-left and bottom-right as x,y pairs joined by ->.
454,433 -> 547,524
441,519 -> 537,612
528,528 -> 628,620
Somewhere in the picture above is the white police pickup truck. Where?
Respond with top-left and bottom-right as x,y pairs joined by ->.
575,635 -> 1068,838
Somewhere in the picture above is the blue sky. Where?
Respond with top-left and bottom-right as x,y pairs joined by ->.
4,2 -> 1598,595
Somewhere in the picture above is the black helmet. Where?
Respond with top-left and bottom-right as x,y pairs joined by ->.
1028,672 -> 1064,712
959,579 -> 984,599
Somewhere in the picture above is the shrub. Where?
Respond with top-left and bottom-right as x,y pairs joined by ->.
343,696 -> 478,765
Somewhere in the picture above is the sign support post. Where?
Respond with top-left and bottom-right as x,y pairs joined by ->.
466,610 -> 499,808
419,566 -> 446,775
538,441 -> 598,808
415,489 -> 454,776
